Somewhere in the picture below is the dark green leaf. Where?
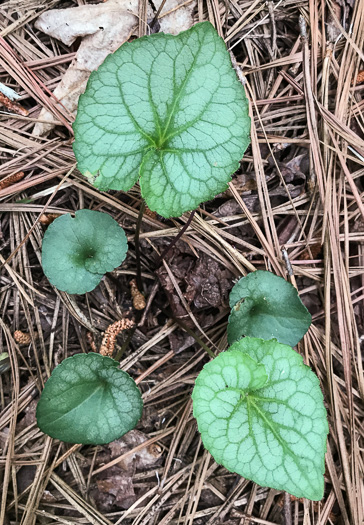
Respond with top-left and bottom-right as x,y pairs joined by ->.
41,209 -> 128,294
228,270 -> 311,346
36,353 -> 142,444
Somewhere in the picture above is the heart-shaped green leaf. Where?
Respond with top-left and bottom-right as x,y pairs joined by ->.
192,338 -> 328,500
228,270 -> 311,347
36,353 -> 143,444
41,209 -> 128,294
73,22 -> 250,218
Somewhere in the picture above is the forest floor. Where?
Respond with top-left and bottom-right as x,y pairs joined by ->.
0,0 -> 363,524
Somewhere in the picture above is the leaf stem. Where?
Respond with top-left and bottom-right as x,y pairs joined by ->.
115,201 -> 145,362
135,201 -> 146,291
156,210 -> 196,265
114,328 -> 136,362
159,306 -> 215,359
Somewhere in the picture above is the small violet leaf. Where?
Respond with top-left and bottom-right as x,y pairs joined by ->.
41,209 -> 128,294
228,270 -> 312,347
36,353 -> 143,445
73,22 -> 251,218
192,337 -> 328,501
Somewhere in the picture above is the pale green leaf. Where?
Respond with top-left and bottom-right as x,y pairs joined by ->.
73,22 -> 250,218
36,353 -> 143,444
192,337 -> 328,500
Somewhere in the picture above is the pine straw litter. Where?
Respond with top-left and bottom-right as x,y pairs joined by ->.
0,0 -> 363,524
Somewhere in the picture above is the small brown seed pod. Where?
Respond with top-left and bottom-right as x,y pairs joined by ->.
13,330 -> 32,345
130,279 -> 146,310
39,213 -> 61,226
352,70 -> 364,85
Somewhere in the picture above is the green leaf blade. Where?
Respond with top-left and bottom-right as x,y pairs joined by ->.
73,22 -> 251,218
36,353 -> 143,445
192,338 -> 328,501
41,209 -> 128,294
228,270 -> 312,346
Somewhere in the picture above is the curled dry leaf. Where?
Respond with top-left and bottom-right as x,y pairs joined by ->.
157,250 -> 233,317
33,0 -> 196,136
185,253 -> 232,309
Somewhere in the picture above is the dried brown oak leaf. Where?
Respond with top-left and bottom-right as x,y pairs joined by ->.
33,0 -> 196,136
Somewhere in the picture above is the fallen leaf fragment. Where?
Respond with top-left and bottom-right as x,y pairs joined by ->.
96,475 -> 135,509
108,430 -> 163,471
300,243 -> 322,261
155,0 -> 196,35
144,206 -> 157,219
326,0 -> 342,43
